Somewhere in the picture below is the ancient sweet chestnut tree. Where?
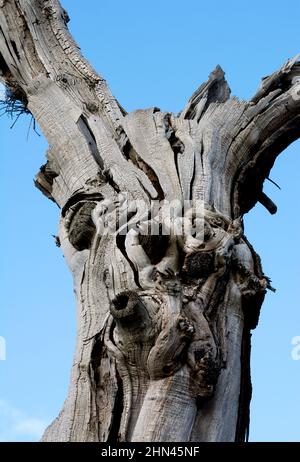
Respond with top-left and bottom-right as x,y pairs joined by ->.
1,0 -> 299,442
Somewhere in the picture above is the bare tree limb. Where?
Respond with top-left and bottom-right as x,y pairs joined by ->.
0,0 -> 299,443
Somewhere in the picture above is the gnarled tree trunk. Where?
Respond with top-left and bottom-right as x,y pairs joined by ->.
1,0 -> 299,442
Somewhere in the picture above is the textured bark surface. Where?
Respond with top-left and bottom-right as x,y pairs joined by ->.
1,0 -> 300,442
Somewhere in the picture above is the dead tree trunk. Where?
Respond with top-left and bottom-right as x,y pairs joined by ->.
1,0 -> 299,442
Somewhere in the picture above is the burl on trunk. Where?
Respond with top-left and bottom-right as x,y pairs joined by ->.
0,0 -> 299,442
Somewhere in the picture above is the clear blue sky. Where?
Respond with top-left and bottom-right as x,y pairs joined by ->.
0,0 -> 300,442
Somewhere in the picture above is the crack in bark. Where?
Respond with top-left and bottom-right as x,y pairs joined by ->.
77,115 -> 105,171
116,232 -> 142,289
188,156 -> 196,201
107,370 -> 124,442
120,134 -> 165,200
235,324 -> 252,442
163,113 -> 185,194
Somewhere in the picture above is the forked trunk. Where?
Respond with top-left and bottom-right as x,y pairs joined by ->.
0,0 -> 299,442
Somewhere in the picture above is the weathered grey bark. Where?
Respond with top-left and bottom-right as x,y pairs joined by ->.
1,0 -> 299,442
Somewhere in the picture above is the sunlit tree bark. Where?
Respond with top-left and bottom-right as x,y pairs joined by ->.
0,0 -> 299,442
